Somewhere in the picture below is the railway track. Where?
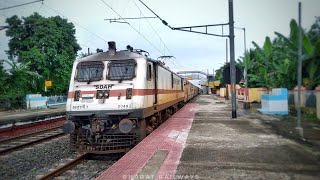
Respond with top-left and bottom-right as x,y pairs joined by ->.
36,153 -> 122,180
0,126 -> 65,155
37,153 -> 88,180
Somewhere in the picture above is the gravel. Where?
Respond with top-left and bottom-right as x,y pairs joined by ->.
0,135 -> 120,180
57,158 -> 117,180
0,135 -> 72,179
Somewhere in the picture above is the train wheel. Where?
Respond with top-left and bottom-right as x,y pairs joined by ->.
138,119 -> 146,142
165,108 -> 172,119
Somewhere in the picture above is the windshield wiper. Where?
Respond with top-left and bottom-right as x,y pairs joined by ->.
87,76 -> 94,84
87,69 -> 100,84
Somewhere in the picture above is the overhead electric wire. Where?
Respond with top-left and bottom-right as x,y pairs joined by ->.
0,0 -> 43,11
132,0 -> 183,70
100,0 -> 167,59
137,0 -> 173,29
42,3 -> 107,44
105,16 -> 157,21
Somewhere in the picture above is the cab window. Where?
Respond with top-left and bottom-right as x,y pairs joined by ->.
108,60 -> 136,80
75,61 -> 104,82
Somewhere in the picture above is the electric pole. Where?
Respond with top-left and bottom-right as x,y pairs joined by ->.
229,0 -> 237,118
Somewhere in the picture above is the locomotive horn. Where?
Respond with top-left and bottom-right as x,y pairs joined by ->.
126,45 -> 133,52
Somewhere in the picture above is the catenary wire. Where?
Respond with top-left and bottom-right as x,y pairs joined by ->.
132,0 -> 184,70
42,3 -> 107,44
100,0 -> 166,58
0,0 -> 43,11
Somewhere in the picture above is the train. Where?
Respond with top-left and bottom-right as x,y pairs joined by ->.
63,41 -> 201,154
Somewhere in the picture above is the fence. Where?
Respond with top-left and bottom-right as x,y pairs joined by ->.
288,90 -> 316,108
25,94 -> 67,109
46,95 -> 67,107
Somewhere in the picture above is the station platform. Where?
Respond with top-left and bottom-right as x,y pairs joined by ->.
98,95 -> 320,180
0,106 -> 66,125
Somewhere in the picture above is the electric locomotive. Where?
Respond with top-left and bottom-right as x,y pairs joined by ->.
64,41 -> 196,154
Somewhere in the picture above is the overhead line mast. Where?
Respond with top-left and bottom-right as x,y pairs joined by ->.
138,0 -> 238,118
105,16 -> 157,23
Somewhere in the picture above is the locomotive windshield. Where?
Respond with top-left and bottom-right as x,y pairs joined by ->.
108,60 -> 136,80
75,61 -> 104,82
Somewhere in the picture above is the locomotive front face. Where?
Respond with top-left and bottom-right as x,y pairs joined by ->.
65,53 -> 148,153
68,59 -> 137,113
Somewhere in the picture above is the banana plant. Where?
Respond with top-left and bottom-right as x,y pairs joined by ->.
3,59 -> 42,94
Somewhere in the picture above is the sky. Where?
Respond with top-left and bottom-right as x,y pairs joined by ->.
1,0 -> 320,74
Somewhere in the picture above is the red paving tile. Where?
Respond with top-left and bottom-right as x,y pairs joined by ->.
97,103 -> 198,180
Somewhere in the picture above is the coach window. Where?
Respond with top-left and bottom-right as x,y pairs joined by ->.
147,63 -> 152,80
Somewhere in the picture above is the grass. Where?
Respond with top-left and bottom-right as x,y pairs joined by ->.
303,113 -> 319,123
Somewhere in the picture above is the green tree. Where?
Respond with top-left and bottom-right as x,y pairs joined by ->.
214,65 -> 225,87
5,13 -> 81,94
0,59 -> 41,108
237,18 -> 320,90
0,60 -> 9,94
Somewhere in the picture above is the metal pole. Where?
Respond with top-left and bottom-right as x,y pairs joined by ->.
243,28 -> 250,108
296,2 -> 303,138
225,39 -> 229,100
207,69 -> 209,94
226,39 -> 228,63
229,0 -> 237,118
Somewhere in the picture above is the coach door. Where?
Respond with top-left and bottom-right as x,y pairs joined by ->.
153,63 -> 158,105
146,62 -> 157,106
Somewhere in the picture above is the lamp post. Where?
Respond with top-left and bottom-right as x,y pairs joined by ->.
225,39 -> 229,100
296,2 -> 304,138
235,27 -> 249,109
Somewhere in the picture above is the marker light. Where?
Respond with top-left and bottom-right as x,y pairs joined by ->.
74,90 -> 81,101
126,88 -> 132,99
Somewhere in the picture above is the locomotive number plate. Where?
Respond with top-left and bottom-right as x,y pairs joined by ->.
118,104 -> 132,109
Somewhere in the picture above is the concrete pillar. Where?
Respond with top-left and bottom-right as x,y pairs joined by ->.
216,89 -> 220,95
316,85 -> 320,120
220,88 -> 226,97
294,86 -> 306,110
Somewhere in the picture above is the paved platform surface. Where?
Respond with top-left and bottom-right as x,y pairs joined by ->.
98,95 -> 320,180
0,106 -> 66,125
98,102 -> 197,180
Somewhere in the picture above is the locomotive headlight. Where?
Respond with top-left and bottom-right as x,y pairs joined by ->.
96,90 -> 110,99
74,90 -> 81,101
126,88 -> 132,99
96,90 -> 104,99
105,90 -> 110,98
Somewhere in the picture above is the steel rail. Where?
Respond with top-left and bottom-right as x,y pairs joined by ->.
0,130 -> 65,155
0,125 -> 62,144
38,153 -> 88,180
